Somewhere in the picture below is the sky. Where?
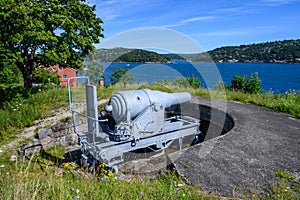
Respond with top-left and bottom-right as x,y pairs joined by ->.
90,0 -> 300,53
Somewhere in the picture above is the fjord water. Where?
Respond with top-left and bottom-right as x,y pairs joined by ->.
102,62 -> 300,93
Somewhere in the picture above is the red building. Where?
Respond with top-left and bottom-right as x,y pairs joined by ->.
47,64 -> 77,87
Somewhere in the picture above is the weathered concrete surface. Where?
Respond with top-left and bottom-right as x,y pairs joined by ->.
173,96 -> 300,198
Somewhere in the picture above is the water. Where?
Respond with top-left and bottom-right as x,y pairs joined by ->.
101,61 -> 300,93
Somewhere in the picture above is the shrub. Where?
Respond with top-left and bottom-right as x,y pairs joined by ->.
245,72 -> 262,94
231,72 -> 262,94
186,74 -> 201,89
32,68 -> 60,85
231,73 -> 247,92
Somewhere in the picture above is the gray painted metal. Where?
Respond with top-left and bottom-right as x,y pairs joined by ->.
68,78 -> 200,168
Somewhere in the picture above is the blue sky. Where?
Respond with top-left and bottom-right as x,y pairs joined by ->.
91,0 -> 300,53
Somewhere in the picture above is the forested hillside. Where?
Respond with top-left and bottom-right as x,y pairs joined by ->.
93,48 -> 170,63
92,39 -> 300,63
188,39 -> 300,63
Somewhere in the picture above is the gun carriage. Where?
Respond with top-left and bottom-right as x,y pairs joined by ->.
68,77 -> 201,172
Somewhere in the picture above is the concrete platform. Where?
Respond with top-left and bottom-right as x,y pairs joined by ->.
173,96 -> 300,198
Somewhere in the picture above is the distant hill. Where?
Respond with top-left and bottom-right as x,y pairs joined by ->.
92,39 -> 300,63
115,49 -> 170,63
187,39 -> 300,63
93,48 -> 170,63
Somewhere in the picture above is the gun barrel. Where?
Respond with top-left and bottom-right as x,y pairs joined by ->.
106,89 -> 191,123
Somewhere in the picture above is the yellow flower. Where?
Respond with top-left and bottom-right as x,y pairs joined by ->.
108,172 -> 114,178
182,193 -> 186,197
63,162 -> 70,168
71,162 -> 76,170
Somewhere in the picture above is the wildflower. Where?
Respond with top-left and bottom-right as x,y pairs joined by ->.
73,196 -> 79,199
70,187 -> 75,191
182,193 -> 186,197
76,189 -> 80,194
140,192 -> 144,195
10,155 -> 17,162
125,192 -> 129,195
0,149 -> 3,153
0,165 -> 4,168
177,183 -> 184,187
63,162 -> 70,168
175,188 -> 179,191
107,171 -> 114,178
71,162 -> 76,170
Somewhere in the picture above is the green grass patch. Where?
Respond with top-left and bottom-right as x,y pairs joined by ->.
0,87 -> 68,145
0,153 -> 217,200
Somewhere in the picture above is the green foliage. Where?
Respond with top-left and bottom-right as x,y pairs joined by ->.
215,82 -> 229,91
275,170 -> 295,182
42,145 -> 65,160
0,65 -> 22,87
138,83 -> 172,93
231,73 -> 248,92
0,87 -> 68,144
0,0 -> 104,88
115,49 -> 170,63
110,68 -> 136,87
32,68 -> 60,85
186,74 -> 201,89
231,73 -> 262,94
268,170 -> 300,200
190,39 -> 300,63
245,72 -> 262,94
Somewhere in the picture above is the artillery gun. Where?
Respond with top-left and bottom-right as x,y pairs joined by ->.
68,77 -> 201,171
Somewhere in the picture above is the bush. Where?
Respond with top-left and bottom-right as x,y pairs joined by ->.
231,73 -> 247,92
186,74 -> 201,89
32,68 -> 60,85
231,72 -> 262,94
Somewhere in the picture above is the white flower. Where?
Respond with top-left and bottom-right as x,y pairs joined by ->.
10,155 -> 17,162
0,165 -> 4,168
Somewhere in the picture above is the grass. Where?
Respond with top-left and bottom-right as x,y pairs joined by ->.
0,151 -> 216,200
0,87 -> 69,145
0,82 -> 299,199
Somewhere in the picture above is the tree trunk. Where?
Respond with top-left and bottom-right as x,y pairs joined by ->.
22,62 -> 34,89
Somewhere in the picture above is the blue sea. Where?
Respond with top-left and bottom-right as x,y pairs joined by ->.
101,61 -> 300,93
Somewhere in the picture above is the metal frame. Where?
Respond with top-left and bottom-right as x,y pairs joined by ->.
67,77 -> 201,168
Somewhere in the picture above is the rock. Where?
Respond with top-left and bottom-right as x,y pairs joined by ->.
51,122 -> 67,132
50,129 -> 68,138
38,128 -> 52,139
19,139 -> 42,157
65,133 -> 78,146
120,152 -> 168,175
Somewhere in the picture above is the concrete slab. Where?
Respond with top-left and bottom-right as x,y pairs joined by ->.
173,96 -> 300,198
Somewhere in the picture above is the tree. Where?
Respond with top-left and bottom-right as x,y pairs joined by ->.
78,50 -> 103,85
0,0 -> 104,88
110,68 -> 136,87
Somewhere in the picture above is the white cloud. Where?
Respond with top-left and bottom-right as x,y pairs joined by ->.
162,15 -> 216,28
182,16 -> 216,23
263,0 -> 300,6
195,26 -> 279,37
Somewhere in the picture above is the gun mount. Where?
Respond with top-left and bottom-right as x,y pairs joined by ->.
68,77 -> 201,170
